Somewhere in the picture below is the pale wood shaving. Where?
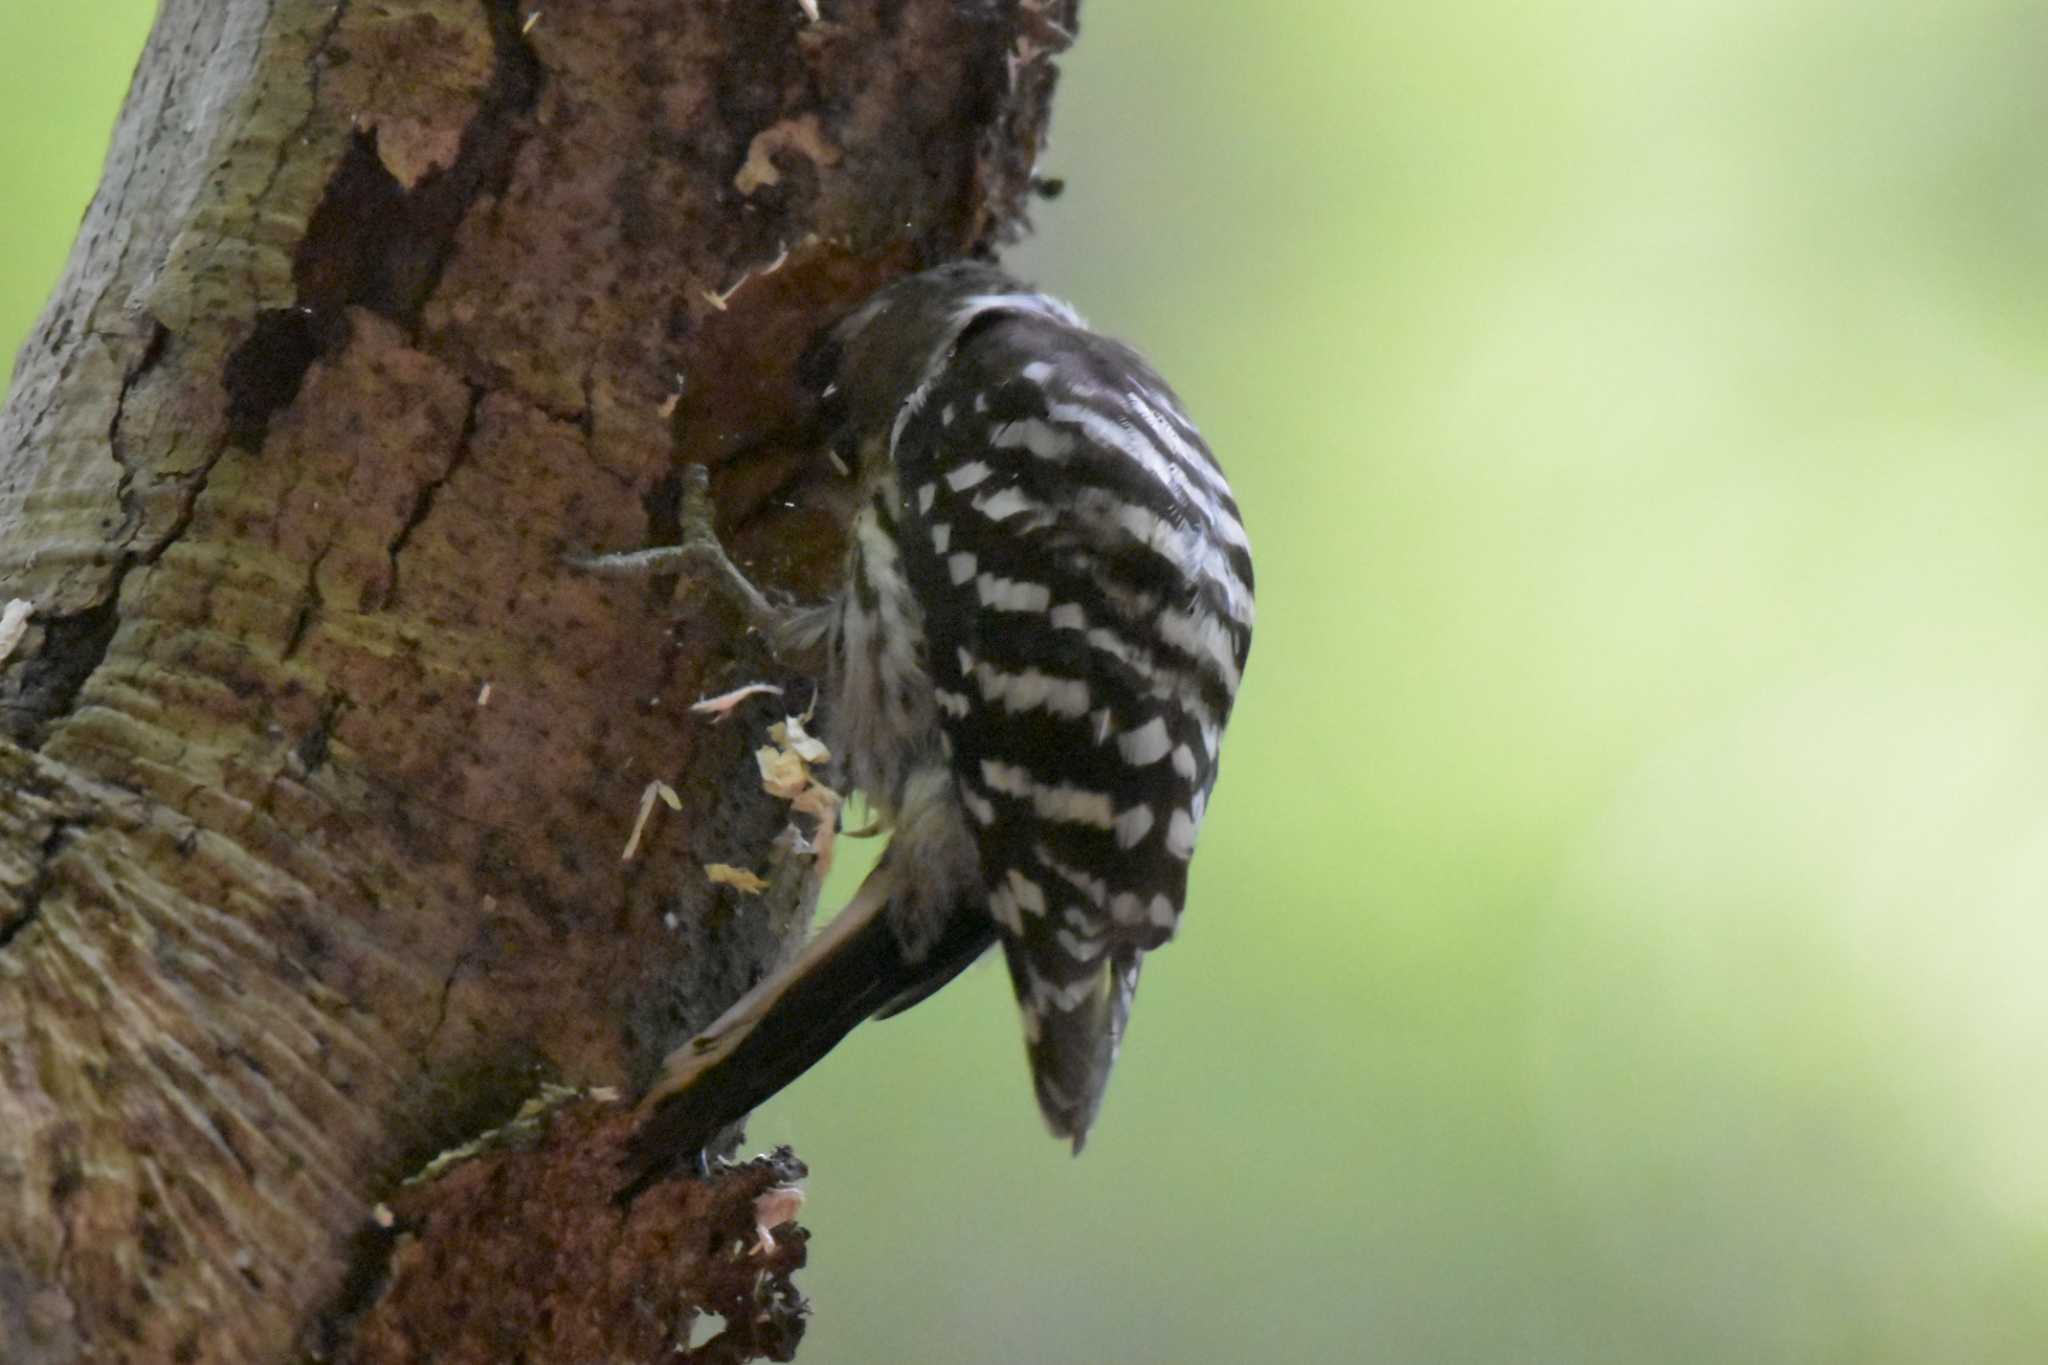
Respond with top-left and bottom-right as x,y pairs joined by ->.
705,863 -> 770,895
752,1184 -> 807,1254
691,681 -> 784,721
768,713 -> 830,764
734,120 -> 838,196
0,599 -> 31,666
697,685 -> 849,884
754,745 -> 809,801
621,780 -> 682,861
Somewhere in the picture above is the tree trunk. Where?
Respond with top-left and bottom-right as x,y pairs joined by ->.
0,2 -> 1072,1360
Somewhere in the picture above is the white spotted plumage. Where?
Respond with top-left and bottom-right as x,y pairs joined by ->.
628,263 -> 1251,1178
846,264 -> 1253,1145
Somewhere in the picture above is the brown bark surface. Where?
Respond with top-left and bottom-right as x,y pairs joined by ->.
0,1 -> 1073,1360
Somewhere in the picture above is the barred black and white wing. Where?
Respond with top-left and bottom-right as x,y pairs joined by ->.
889,307 -> 1255,1145
618,265 -> 1253,1189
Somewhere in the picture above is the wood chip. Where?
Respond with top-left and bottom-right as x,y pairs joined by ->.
705,863 -> 769,895
0,599 -> 30,666
622,780 -> 682,861
754,745 -> 809,801
691,682 -> 784,721
768,714 -> 830,764
752,1184 -> 807,1253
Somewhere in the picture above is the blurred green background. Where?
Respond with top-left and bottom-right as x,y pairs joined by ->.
9,3 -> 2048,1361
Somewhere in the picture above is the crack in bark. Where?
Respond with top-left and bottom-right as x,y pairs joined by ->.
424,944 -> 479,1058
383,0 -> 545,327
288,692 -> 351,777
281,541 -> 330,662
1,598 -> 122,748
107,318 -> 171,543
216,0 -> 354,450
309,1218 -> 405,1362
249,0 -> 354,221
0,319 -> 174,746
222,304 -> 345,451
222,0 -> 542,454
382,383 -> 483,610
0,820 -> 78,953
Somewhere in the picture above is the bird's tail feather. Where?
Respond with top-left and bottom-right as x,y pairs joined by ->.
622,873 -> 993,1196
1005,943 -> 1143,1153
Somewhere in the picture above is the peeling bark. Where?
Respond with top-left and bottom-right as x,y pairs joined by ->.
0,1 -> 1076,1360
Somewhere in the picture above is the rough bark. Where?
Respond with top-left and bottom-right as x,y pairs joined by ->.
0,1 -> 1073,1360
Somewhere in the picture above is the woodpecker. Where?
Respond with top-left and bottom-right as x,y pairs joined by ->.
617,262 -> 1253,1186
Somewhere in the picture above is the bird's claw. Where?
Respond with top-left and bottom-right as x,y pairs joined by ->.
565,464 -> 792,638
